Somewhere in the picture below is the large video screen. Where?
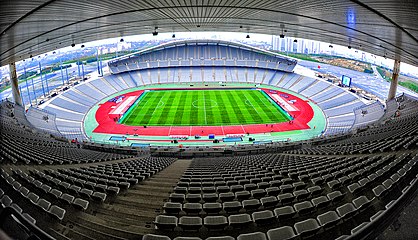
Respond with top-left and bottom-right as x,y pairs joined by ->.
342,75 -> 352,87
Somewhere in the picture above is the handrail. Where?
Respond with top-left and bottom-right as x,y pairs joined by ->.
0,207 -> 55,240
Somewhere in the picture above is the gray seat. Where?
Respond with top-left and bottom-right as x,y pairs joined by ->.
21,213 -> 36,224
294,201 -> 315,215
261,196 -> 279,208
163,202 -> 182,215
327,191 -> 345,203
352,196 -> 373,211
203,202 -> 222,214
202,193 -> 218,202
142,234 -> 171,240
92,192 -> 106,202
242,199 -> 261,211
223,201 -> 242,213
27,192 -> 39,203
203,215 -> 228,230
293,189 -> 310,201
186,194 -> 201,203
294,218 -> 321,238
235,190 -> 251,201
228,213 -> 252,228
10,203 -> 22,213
60,193 -> 75,204
170,193 -> 186,203
336,203 -> 357,219
79,188 -> 93,199
266,187 -> 280,196
48,205 -> 66,221
19,187 -> 30,197
154,215 -> 178,230
252,210 -> 276,225
278,193 -> 295,205
183,203 -> 202,215
274,206 -> 296,220
317,210 -> 340,229
206,236 -> 234,240
73,198 -> 89,210
49,189 -> 62,199
178,216 -> 202,231
311,196 -> 331,209
307,186 -> 323,197
219,192 -> 235,202
237,232 -> 267,240
1,195 -> 13,208
267,226 -> 297,240
37,198 -> 51,211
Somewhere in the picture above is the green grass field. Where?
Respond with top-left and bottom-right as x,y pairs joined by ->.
120,89 -> 290,126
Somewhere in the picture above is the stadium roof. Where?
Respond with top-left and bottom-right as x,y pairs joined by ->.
108,39 -> 298,64
1,0 -> 417,67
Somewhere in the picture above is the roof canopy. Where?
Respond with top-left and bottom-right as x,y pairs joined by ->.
1,0 -> 417,66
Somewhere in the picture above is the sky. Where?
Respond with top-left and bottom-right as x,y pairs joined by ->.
1,32 -> 417,78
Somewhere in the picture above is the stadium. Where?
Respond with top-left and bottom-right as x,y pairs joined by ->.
0,1 -> 417,240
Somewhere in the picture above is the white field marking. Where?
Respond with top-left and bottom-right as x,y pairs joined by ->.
240,125 -> 246,134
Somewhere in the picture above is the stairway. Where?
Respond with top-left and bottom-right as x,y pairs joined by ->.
55,159 -> 191,240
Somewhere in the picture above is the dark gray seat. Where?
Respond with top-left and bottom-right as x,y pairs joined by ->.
317,210 -> 340,229
26,192 -> 39,204
73,198 -> 89,210
294,218 -> 321,238
154,215 -> 178,230
48,205 -> 66,221
278,193 -> 295,205
223,201 -> 242,213
336,203 -> 357,220
242,199 -> 261,211
261,196 -> 279,208
327,191 -> 345,204
170,193 -> 186,203
235,190 -> 251,201
352,196 -> 373,211
311,196 -> 331,209
228,213 -> 252,228
162,202 -> 181,215
203,215 -> 228,230
294,201 -> 315,215
252,210 -> 276,225
183,203 -> 202,215
267,226 -> 297,240
293,189 -> 310,201
273,206 -> 296,220
203,202 -> 222,214
92,192 -> 106,202
36,198 -> 51,211
202,193 -> 218,202
237,232 -> 267,240
142,234 -> 171,240
178,216 -> 202,231
60,193 -> 75,204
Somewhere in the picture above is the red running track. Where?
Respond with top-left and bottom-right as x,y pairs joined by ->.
92,88 -> 314,137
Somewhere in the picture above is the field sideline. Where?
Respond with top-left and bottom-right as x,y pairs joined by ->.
120,89 -> 290,126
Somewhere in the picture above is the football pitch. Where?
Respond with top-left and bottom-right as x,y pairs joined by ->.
120,89 -> 291,126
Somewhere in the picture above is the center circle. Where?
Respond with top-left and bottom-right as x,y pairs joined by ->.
192,99 -> 218,109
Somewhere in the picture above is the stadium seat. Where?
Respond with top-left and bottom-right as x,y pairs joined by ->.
178,216 -> 203,231
203,215 -> 228,231
228,213 -> 252,228
237,232 -> 267,240
154,215 -> 178,230
252,210 -> 276,225
274,206 -> 296,220
294,218 -> 321,238
317,210 -> 341,229
267,226 -> 297,240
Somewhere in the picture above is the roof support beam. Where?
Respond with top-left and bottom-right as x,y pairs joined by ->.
387,59 -> 400,101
